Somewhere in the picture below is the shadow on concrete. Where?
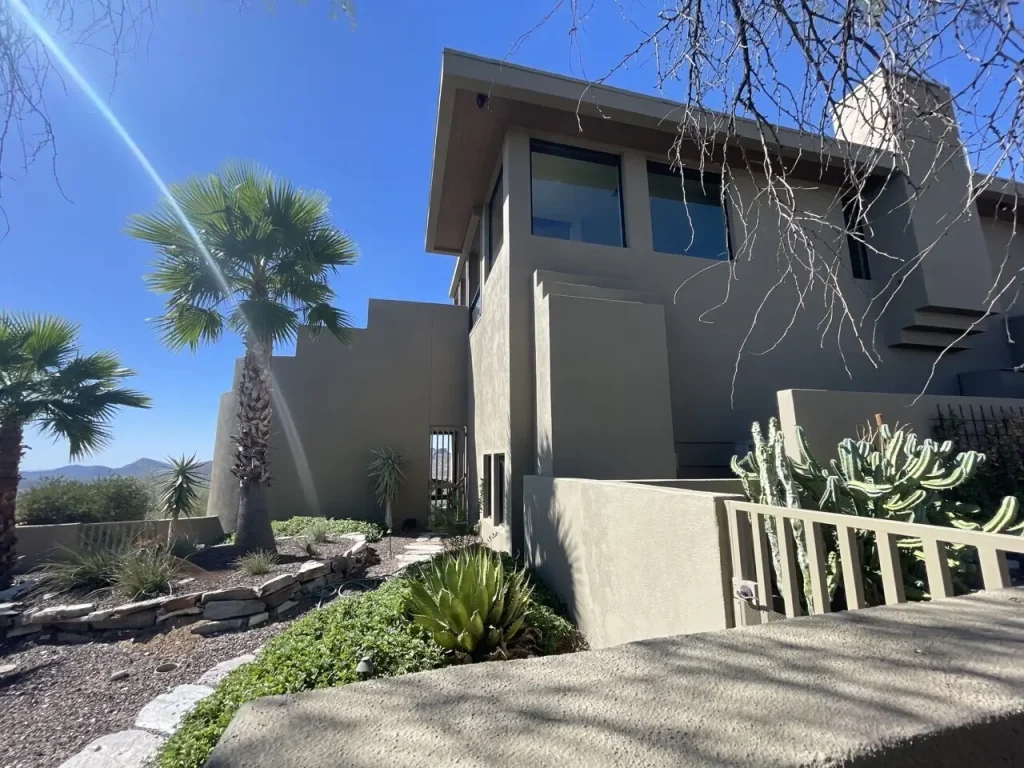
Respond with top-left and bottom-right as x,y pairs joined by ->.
207,590 -> 1024,767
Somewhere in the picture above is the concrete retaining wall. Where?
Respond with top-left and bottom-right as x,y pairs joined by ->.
14,516 -> 225,572
778,388 -> 1024,459
523,476 -> 741,648
209,588 -> 1024,768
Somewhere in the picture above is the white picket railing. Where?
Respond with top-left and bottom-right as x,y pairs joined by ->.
725,500 -> 1024,625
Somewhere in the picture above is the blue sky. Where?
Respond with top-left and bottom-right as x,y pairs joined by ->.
3,0 -> 654,470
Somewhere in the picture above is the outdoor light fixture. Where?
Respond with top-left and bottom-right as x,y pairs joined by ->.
356,655 -> 374,678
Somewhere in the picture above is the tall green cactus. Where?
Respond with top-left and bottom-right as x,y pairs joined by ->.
731,418 -> 817,611
787,422 -> 1023,601
734,419 -> 1023,607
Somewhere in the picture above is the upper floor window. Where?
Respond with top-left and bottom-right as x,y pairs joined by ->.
487,169 -> 504,276
454,276 -> 464,307
843,195 -> 871,280
648,162 -> 730,260
530,139 -> 625,247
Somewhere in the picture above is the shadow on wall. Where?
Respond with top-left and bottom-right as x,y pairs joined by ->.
208,591 -> 1024,767
522,433 -> 579,626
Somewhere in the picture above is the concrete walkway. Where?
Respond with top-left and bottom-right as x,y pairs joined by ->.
393,535 -> 444,569
208,589 -> 1024,767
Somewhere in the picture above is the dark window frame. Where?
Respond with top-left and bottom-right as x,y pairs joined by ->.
486,169 -> 504,277
482,454 -> 492,517
493,453 -> 505,526
647,161 -> 733,261
469,289 -> 481,330
529,139 -> 627,248
843,195 -> 872,280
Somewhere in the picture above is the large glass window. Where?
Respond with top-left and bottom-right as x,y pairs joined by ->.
648,162 -> 730,259
530,140 -> 624,247
487,170 -> 504,275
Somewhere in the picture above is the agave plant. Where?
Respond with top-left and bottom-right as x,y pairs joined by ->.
405,549 -> 534,661
368,447 -> 404,533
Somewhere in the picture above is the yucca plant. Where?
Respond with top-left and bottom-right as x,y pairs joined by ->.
405,549 -> 534,661
158,453 -> 208,546
368,447 -> 404,533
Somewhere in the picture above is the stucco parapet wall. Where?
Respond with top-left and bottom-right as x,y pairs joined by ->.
210,588 -> 1024,767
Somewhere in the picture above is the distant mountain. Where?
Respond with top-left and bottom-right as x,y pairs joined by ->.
19,458 -> 212,490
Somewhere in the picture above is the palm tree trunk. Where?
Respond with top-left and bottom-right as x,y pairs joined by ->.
166,514 -> 177,548
232,336 -> 277,553
0,421 -> 24,589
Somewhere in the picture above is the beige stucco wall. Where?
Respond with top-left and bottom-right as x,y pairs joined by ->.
980,217 -> 1024,313
534,287 -> 676,479
491,125 -> 1015,498
209,299 -> 468,532
523,476 -> 739,648
15,516 -> 225,572
778,387 -> 1024,461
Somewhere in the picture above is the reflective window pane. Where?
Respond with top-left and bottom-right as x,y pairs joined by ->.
531,141 -> 624,247
648,162 -> 730,260
487,169 -> 504,273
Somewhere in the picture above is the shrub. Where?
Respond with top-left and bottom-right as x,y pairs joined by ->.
157,580 -> 446,768
235,550 -> 278,576
303,517 -> 333,544
113,548 -> 179,599
16,476 -> 154,525
406,548 -> 534,661
34,545 -> 123,592
270,516 -> 384,543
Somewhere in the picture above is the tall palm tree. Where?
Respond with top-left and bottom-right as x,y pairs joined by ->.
127,161 -> 356,553
0,314 -> 150,587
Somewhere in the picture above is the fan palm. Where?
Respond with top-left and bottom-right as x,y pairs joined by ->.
159,453 -> 208,546
127,161 -> 356,553
0,314 -> 150,587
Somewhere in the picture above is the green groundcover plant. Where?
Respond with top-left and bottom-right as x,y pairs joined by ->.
269,516 -> 384,542
158,560 -> 579,768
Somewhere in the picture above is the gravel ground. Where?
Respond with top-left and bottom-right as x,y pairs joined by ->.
0,537 -> 425,768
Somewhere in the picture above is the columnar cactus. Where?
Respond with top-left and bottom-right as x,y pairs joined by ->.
784,421 -> 1022,601
731,418 -> 816,610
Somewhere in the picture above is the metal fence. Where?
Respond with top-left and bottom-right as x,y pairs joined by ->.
932,402 -> 1024,504
726,500 -> 1024,626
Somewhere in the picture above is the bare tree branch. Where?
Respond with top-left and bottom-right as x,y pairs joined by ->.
522,0 -> 1024,401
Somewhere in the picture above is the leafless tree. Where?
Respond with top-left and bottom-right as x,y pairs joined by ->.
0,0 -> 352,237
519,0 -> 1023,398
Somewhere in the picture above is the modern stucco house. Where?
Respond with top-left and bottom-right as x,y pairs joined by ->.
207,49 -> 1024,556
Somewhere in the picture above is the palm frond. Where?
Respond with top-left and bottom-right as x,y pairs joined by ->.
305,303 -> 353,344
155,305 -> 226,352
130,161 -> 356,354
230,299 -> 299,346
